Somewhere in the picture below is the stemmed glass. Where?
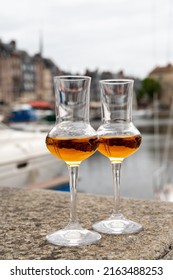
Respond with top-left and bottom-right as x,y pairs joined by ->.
45,76 -> 101,246
93,79 -> 143,234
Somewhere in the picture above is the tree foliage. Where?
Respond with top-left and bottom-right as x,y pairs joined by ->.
137,78 -> 160,104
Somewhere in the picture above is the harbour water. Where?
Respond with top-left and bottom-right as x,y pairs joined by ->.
67,119 -> 173,201
75,134 -> 156,200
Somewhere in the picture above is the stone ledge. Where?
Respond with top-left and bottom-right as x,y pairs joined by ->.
0,187 -> 173,260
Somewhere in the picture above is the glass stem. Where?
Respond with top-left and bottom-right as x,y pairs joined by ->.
68,165 -> 79,225
111,162 -> 122,218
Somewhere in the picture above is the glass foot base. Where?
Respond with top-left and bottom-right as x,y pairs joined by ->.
46,224 -> 101,246
92,215 -> 143,235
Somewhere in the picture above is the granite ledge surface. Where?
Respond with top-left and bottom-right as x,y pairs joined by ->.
0,187 -> 173,260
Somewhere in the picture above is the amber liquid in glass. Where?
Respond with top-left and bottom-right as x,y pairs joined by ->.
98,134 -> 142,162
46,136 -> 98,165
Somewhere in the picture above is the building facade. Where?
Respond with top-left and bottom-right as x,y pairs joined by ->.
0,39 -> 60,104
149,64 -> 173,106
0,40 -> 16,103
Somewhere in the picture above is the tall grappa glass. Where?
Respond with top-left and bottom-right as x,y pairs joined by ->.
46,76 -> 101,246
93,79 -> 143,234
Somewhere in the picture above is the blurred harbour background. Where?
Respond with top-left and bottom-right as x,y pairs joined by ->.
0,0 -> 173,201
81,118 -> 173,201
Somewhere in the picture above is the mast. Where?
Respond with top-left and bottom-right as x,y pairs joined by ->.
39,30 -> 43,57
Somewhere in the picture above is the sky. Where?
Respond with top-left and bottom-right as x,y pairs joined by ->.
0,0 -> 173,79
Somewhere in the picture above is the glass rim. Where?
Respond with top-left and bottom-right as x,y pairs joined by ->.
99,79 -> 134,85
54,75 -> 91,81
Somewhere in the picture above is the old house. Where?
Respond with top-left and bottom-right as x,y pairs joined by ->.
149,64 -> 173,107
0,40 -> 21,103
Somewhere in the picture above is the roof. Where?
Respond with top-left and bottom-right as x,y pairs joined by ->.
27,100 -> 53,109
149,64 -> 173,75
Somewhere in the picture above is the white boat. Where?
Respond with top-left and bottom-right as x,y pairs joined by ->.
153,96 -> 173,202
155,183 -> 173,202
0,122 -> 66,189
153,164 -> 173,202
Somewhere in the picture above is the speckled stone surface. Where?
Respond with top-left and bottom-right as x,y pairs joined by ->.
0,187 -> 173,260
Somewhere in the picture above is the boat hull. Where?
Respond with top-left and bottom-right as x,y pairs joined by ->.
0,123 -> 66,189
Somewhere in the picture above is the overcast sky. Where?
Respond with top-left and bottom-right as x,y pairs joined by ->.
0,0 -> 173,78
